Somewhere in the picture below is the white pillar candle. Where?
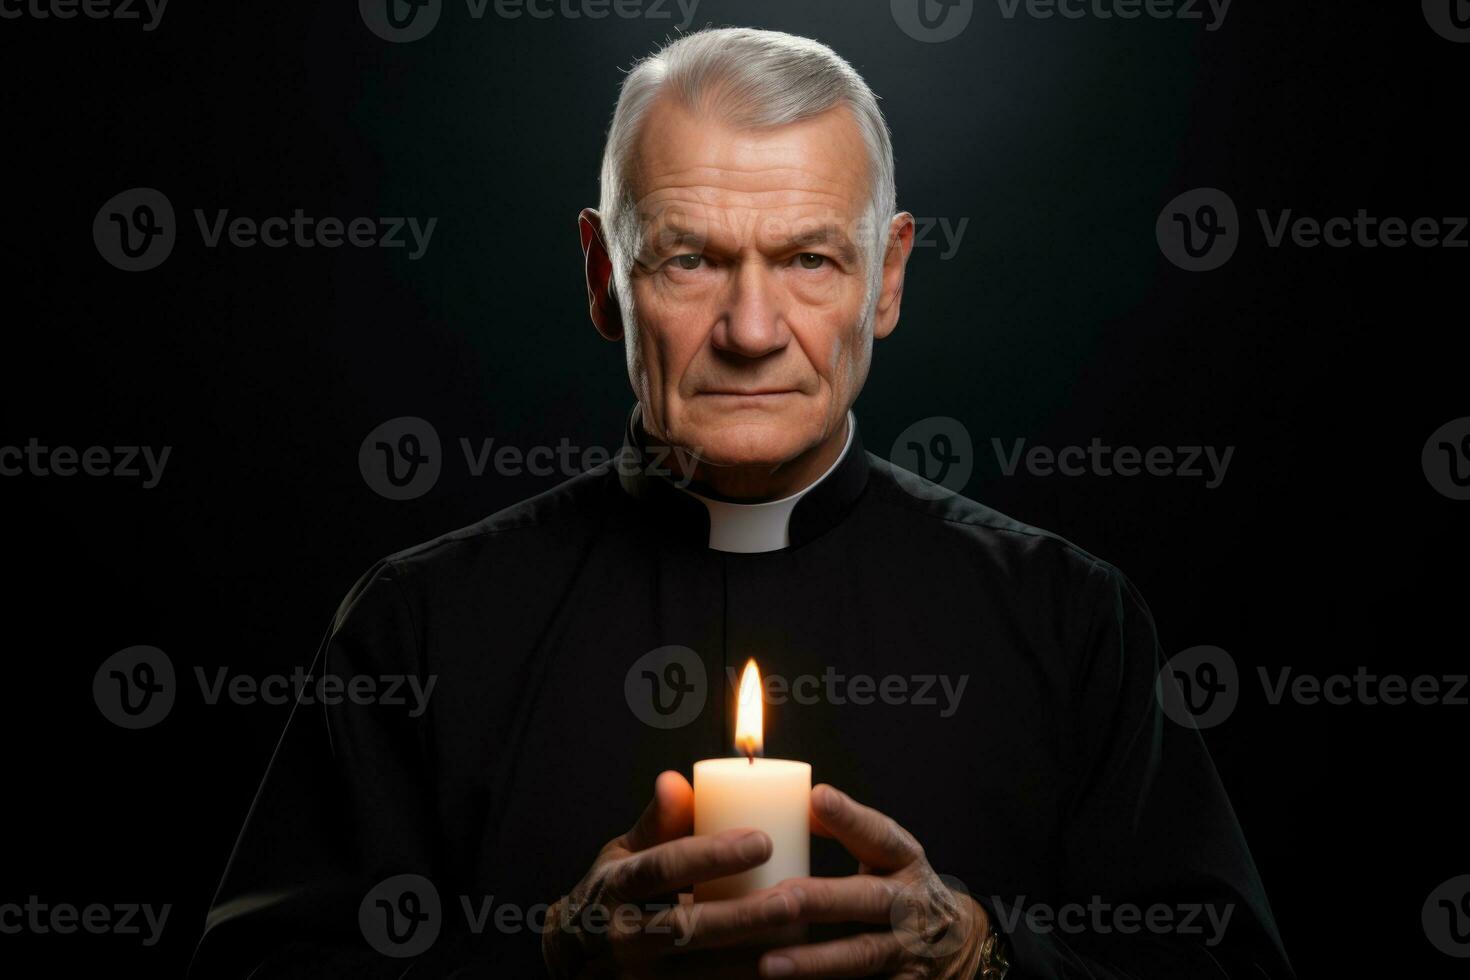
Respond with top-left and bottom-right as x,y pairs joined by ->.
693,757 -> 811,901
693,659 -> 811,902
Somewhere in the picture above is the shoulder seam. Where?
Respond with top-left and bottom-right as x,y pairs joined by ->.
863,463 -> 1114,573
382,466 -> 618,566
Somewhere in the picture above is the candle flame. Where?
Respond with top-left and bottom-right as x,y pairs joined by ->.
735,658 -> 762,760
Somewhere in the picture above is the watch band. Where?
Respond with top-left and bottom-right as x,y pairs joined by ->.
977,922 -> 1011,978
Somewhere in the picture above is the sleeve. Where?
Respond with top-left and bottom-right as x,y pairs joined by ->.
187,561 -> 498,978
979,561 -> 1296,980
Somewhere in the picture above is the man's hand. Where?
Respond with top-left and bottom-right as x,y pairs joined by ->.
757,784 -> 990,979
543,770 -> 806,978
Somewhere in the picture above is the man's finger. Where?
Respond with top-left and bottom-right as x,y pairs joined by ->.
758,930 -> 905,978
809,784 -> 922,872
636,886 -> 802,952
774,875 -> 895,924
623,770 -> 694,853
610,829 -> 772,900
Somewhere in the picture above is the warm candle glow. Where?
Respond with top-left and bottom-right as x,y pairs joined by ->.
735,658 -> 762,759
694,655 -> 809,907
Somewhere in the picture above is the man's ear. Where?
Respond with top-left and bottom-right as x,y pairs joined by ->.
579,208 -> 624,342
872,212 -> 916,341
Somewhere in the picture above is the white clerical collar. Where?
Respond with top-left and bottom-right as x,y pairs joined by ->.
678,412 -> 856,554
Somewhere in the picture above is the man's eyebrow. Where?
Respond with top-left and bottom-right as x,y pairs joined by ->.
786,225 -> 860,264
640,220 -> 861,264
641,223 -> 707,254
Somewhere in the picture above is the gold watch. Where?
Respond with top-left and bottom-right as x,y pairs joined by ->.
977,927 -> 1011,979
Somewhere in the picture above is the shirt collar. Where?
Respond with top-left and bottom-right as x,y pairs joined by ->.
616,404 -> 869,553
680,412 -> 856,553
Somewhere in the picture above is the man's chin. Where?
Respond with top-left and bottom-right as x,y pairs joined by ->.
653,397 -> 836,471
669,428 -> 816,473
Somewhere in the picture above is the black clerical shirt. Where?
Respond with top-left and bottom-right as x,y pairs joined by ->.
190,410 -> 1294,979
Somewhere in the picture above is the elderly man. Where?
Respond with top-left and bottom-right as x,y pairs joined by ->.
192,27 -> 1293,980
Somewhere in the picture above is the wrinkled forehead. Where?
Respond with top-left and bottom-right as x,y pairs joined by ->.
626,96 -> 873,257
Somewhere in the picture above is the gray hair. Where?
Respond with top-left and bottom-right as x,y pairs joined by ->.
597,27 -> 897,314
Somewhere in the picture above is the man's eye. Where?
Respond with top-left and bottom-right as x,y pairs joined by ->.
672,254 -> 704,271
796,253 -> 827,270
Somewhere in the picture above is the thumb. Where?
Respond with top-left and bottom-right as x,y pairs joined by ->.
623,770 -> 693,852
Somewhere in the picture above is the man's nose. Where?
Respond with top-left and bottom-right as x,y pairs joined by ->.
710,261 -> 789,359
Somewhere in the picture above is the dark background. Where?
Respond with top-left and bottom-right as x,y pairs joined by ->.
1,0 -> 1464,975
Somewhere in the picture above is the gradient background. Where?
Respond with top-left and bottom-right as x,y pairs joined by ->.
1,0 -> 1464,975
